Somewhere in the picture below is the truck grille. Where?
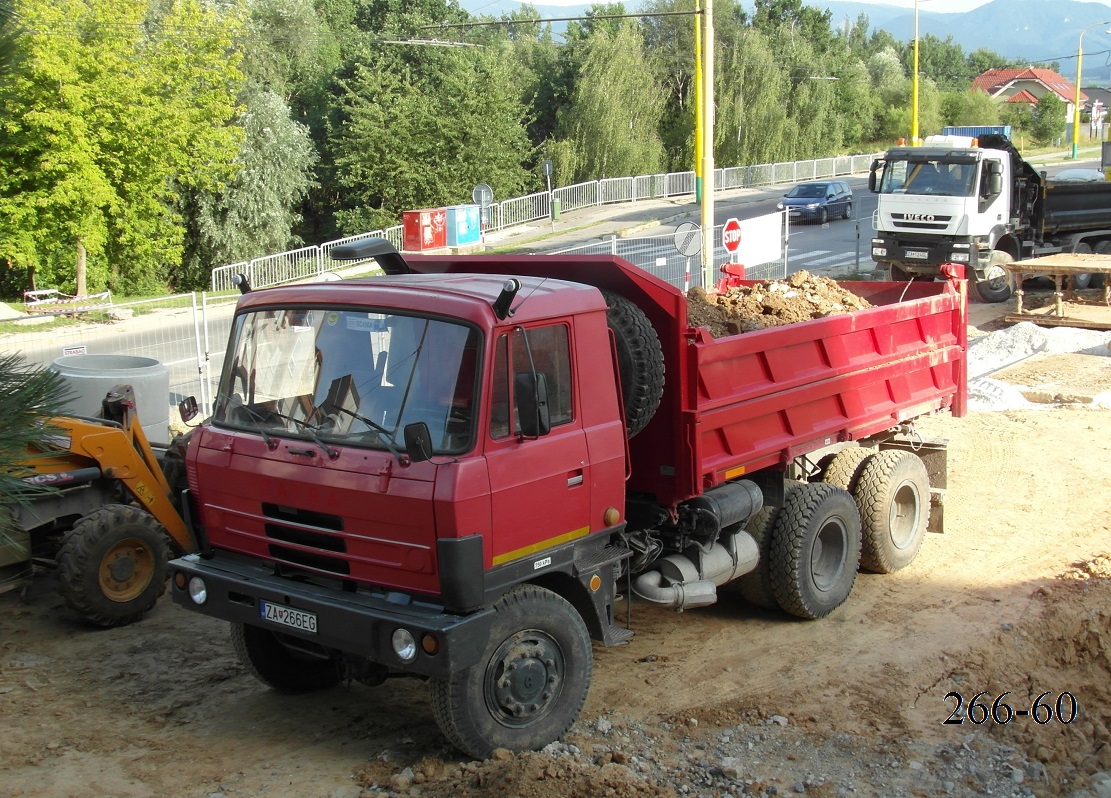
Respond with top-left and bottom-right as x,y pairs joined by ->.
890,213 -> 952,231
261,503 -> 350,575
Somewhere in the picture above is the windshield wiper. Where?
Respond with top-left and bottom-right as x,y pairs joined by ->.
219,395 -> 277,449
220,395 -> 337,459
329,405 -> 405,463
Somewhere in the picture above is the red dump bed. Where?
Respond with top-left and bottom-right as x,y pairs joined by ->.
406,255 -> 968,511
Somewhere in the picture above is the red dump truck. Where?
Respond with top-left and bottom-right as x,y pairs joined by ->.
169,244 -> 967,758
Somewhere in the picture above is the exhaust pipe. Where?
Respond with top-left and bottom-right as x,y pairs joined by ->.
633,529 -> 760,610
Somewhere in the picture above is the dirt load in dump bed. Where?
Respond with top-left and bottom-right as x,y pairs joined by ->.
686,270 -> 873,337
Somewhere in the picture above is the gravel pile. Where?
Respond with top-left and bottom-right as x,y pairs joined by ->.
359,709 -> 1071,798
967,322 -> 1111,412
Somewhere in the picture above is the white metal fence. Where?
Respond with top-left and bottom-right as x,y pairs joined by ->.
4,152 -> 873,430
209,153 -> 878,292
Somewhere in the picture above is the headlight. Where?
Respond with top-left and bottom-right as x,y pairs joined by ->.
806,203 -> 819,209
872,247 -> 888,257
776,202 -> 784,210
188,577 -> 208,605
392,628 -> 417,662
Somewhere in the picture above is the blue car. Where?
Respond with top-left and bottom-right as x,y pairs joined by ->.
777,180 -> 853,224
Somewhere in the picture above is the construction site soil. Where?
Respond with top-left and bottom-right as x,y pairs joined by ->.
3,281 -> 1110,798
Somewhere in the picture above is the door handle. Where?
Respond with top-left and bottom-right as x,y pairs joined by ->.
567,471 -> 584,488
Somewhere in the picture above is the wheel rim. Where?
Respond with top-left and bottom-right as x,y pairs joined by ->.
810,517 -> 849,592
888,480 -> 923,550
99,537 -> 155,602
484,630 -> 564,728
984,263 -> 1008,287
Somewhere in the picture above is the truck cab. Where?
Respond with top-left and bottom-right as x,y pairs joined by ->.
870,135 -> 1015,295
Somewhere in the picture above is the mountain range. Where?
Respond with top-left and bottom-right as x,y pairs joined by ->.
455,0 -> 1111,84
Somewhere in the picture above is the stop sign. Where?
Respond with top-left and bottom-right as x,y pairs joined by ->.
722,217 -> 742,253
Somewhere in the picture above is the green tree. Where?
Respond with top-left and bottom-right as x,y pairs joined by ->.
329,45 -> 533,233
1029,93 -> 1066,146
0,0 -> 20,85
0,0 -> 246,296
179,86 -> 317,289
942,88 -> 1000,127
549,22 -> 665,183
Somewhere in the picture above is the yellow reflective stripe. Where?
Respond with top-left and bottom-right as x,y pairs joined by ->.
724,465 -> 746,480
491,526 -> 591,566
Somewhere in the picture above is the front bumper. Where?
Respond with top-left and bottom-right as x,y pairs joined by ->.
871,234 -> 980,274
169,552 -> 495,678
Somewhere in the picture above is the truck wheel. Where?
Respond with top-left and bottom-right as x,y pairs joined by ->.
820,447 -> 872,492
731,480 -> 804,610
854,450 -> 930,574
429,585 -> 592,759
602,290 -> 665,439
57,505 -> 171,627
230,622 -> 341,693
769,483 -> 861,620
975,251 -> 1014,303
1070,243 -> 1093,289
1091,241 -> 1111,288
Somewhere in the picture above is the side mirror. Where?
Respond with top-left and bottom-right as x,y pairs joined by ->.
515,372 -> 550,438
178,396 -> 199,423
403,422 -> 434,463
868,160 -> 881,193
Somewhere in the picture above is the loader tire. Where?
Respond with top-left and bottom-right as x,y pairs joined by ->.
231,623 -> 341,694
602,290 -> 665,439
57,505 -> 171,627
769,482 -> 861,620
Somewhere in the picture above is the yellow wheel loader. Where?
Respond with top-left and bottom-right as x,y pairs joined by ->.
2,384 -> 195,626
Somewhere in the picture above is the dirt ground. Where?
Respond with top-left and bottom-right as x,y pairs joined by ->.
3,298 -> 1111,798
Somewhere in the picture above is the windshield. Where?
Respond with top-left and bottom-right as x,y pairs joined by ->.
215,307 -> 480,455
879,158 -> 977,197
786,184 -> 828,199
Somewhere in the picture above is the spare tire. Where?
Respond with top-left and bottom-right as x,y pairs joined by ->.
601,291 -> 665,438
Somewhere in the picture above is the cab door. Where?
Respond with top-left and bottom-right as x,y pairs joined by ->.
484,323 -> 592,568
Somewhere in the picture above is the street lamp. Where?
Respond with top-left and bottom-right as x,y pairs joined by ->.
1073,20 -> 1110,159
910,0 -> 933,145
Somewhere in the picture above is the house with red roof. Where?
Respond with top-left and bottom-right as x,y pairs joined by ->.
971,68 -> 1085,120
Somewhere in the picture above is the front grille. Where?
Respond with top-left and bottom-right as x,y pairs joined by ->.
262,503 -> 348,574
890,213 -> 952,231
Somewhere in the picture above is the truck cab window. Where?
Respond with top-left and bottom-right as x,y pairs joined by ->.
489,324 -> 572,440
216,308 -> 480,454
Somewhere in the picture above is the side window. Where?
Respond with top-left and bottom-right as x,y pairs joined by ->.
489,324 -> 573,440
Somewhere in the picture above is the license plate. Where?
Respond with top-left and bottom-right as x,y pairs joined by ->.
259,600 -> 318,634
905,250 -> 929,260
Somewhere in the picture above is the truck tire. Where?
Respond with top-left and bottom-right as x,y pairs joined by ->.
820,447 -> 872,493
854,450 -> 930,574
731,480 -> 804,610
1070,242 -> 1093,289
230,622 -> 341,693
429,584 -> 592,759
602,290 -> 665,439
1091,240 -> 1111,288
975,251 -> 1014,303
769,482 -> 861,620
56,505 -> 171,627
